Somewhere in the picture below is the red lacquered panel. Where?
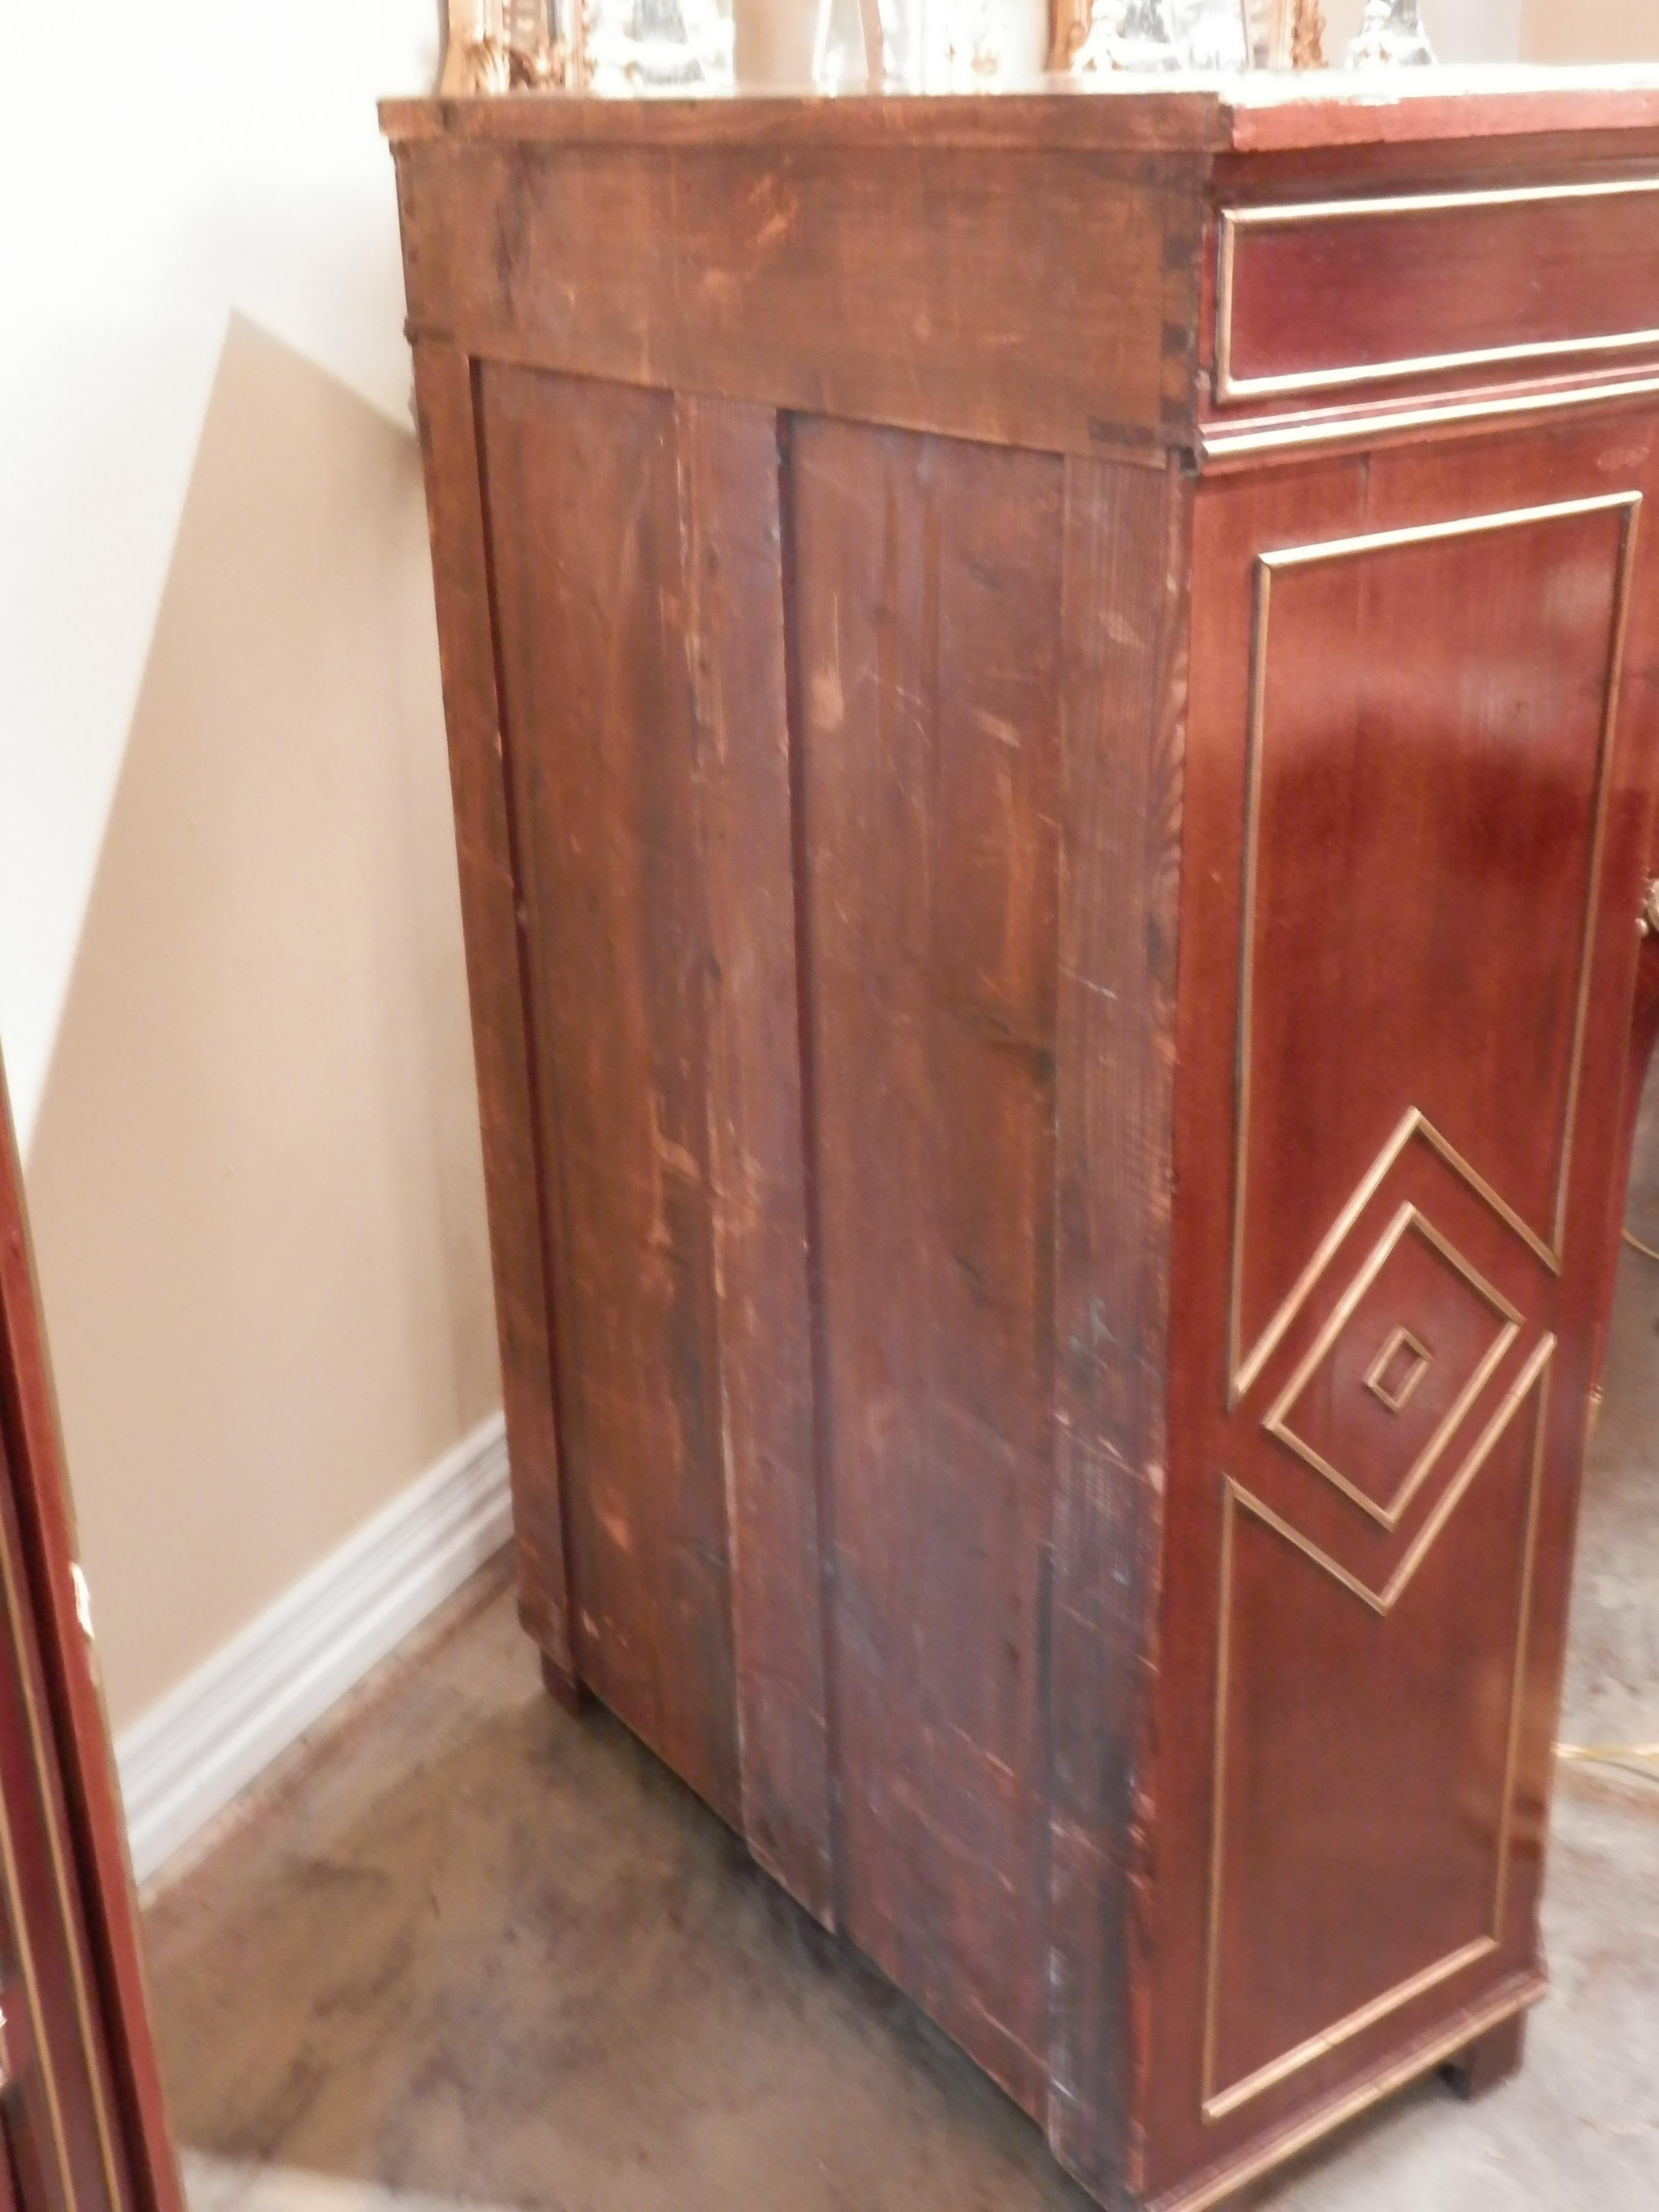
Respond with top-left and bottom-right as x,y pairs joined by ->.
1217,180 -> 1659,405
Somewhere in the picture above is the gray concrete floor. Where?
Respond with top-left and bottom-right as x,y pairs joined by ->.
145,1209 -> 1659,2212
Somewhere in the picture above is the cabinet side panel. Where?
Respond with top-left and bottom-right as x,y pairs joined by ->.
1046,457 -> 1190,2206
1144,417 -> 1659,2212
792,420 -> 1063,2113
410,343 -> 576,1681
393,140 -> 1182,460
477,365 -> 740,1825
679,396 -> 834,1919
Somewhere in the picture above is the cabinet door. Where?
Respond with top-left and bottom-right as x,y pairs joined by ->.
0,1059 -> 180,2212
1146,416 -> 1659,2203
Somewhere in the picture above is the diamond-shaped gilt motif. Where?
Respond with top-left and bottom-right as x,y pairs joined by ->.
1364,1325 -> 1433,1415
1264,1203 -> 1521,1532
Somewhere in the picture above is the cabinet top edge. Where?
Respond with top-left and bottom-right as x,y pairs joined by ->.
381,68 -> 1659,158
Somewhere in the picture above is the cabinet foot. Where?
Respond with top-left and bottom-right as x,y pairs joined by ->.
540,1649 -> 588,1717
1440,2010 -> 1526,2101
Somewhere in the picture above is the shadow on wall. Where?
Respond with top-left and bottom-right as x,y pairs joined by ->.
26,312 -> 500,1733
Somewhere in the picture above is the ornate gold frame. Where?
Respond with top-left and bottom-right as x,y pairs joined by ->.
441,0 -> 573,95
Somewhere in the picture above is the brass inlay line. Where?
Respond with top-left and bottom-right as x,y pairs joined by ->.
1227,551 -> 1279,1405
1553,499 -> 1644,1256
1199,1338 -> 1554,2126
1245,1333 -> 1553,1616
1215,178 -> 1659,405
1199,370 -> 1659,469
1198,1479 -> 1237,2117
0,1750 -> 79,2212
1173,1982 -> 1546,2212
1364,1323 -> 1432,1416
1231,1105 -> 1549,1408
0,1447 -> 128,2212
1493,1360 -> 1550,1942
1263,1203 -> 1521,1533
1204,1937 -> 1497,2125
1259,492 -> 1641,576
1229,494 -> 1640,1405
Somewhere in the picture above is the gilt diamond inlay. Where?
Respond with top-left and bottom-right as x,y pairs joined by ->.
1364,1325 -> 1434,1416
1264,1203 -> 1521,1532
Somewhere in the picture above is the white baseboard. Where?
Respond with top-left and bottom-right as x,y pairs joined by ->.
117,1411 -> 511,1885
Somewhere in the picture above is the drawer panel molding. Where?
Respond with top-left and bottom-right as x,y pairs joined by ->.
1216,180 -> 1659,406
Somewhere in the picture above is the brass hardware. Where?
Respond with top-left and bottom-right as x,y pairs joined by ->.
1214,178 -> 1659,409
1637,878 -> 1659,939
1200,370 -> 1659,468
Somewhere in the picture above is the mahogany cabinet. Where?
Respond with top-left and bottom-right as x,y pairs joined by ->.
0,1056 -> 179,2212
384,74 -> 1659,2212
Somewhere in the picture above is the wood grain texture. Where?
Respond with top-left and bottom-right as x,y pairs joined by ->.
1218,185 -> 1659,409
478,365 -> 742,1826
1144,414 -> 1659,2207
678,396 -> 834,1920
380,89 -> 1227,153
410,343 -> 577,1686
379,75 -> 1659,156
391,85 -> 1659,2212
0,1054 -> 181,2212
792,419 -> 1064,2113
1045,456 -> 1190,2208
1234,495 -> 1632,1362
392,139 -> 1198,460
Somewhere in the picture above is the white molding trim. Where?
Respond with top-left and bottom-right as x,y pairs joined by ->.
116,1412 -> 510,1884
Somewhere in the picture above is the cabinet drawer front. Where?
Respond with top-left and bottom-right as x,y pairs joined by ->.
1216,180 -> 1659,404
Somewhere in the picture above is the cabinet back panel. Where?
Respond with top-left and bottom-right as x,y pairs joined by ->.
478,364 -> 742,1824
791,419 -> 1064,2114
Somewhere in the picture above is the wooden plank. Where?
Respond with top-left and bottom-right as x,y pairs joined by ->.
380,76 -> 1659,157
792,418 -> 1064,2114
477,365 -> 741,1825
410,343 -> 578,1692
1046,455 -> 1190,2203
392,139 -> 1193,460
678,395 -> 834,1921
380,89 -> 1227,153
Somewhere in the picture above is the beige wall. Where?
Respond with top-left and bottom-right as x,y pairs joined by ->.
1523,0 -> 1659,60
0,4 -> 500,1743
26,317 -> 499,1730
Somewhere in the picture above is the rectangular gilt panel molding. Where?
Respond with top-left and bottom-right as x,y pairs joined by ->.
1230,493 -> 1642,1403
